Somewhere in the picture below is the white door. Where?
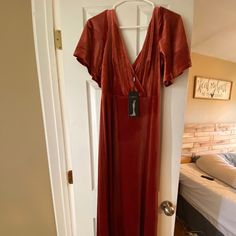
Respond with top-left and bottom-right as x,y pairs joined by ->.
55,0 -> 194,235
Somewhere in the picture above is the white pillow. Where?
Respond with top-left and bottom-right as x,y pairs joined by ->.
196,154 -> 236,189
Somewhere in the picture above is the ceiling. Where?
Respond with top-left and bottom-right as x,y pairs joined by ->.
192,0 -> 236,62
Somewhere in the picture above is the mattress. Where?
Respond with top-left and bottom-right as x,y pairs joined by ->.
179,163 -> 236,236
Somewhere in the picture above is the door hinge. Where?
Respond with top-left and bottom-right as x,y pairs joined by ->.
54,29 -> 62,50
67,170 -> 73,184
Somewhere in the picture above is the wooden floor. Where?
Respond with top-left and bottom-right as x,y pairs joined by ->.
174,218 -> 188,236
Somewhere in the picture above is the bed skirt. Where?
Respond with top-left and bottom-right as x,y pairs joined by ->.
176,195 -> 224,236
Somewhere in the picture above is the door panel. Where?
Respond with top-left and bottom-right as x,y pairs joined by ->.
57,1 -> 193,235
86,80 -> 101,191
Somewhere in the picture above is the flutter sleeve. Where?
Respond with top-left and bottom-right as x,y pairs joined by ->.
74,11 -> 107,87
159,9 -> 191,87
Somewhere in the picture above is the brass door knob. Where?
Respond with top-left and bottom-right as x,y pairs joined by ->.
160,201 -> 175,216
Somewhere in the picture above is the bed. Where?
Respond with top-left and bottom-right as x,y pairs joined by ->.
177,156 -> 236,236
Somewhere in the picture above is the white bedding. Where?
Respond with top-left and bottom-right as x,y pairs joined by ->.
179,163 -> 236,236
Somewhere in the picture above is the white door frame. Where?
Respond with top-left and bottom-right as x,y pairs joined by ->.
31,0 -> 74,235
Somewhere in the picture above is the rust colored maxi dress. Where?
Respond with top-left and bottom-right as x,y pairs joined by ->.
74,6 -> 191,236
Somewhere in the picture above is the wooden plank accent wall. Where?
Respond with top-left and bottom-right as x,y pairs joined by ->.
182,123 -> 236,156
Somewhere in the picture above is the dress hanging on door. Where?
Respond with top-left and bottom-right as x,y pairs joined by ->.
74,6 -> 191,236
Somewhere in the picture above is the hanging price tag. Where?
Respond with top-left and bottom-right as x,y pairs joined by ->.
128,91 -> 139,117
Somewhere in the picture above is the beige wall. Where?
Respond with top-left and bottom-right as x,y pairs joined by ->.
184,53 -> 236,123
0,1 -> 56,236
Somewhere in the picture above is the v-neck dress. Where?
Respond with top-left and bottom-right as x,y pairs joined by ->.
74,7 -> 191,236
